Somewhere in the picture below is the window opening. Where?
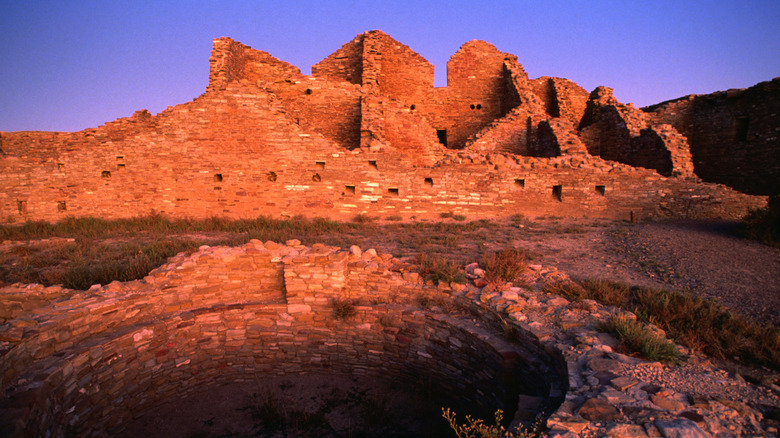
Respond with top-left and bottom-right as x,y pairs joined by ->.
57,163 -> 65,172
735,116 -> 749,142
117,163 -> 126,170
344,185 -> 356,195
424,177 -> 434,187
312,173 -> 321,182
102,171 -> 112,178
368,160 -> 378,169
267,171 -> 278,182
315,161 -> 325,169
514,179 -> 525,189
595,185 -> 606,196
214,173 -> 223,182
552,185 -> 563,202
410,104 -> 416,110
17,200 -> 27,214
305,88 -> 313,95
436,130 -> 447,147
388,187 -> 399,196
470,104 -> 475,110
476,104 -> 482,110
57,201 -> 67,211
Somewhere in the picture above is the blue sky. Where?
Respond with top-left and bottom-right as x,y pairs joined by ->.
1,1 -> 778,132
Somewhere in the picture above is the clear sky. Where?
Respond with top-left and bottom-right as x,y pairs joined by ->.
1,1 -> 778,132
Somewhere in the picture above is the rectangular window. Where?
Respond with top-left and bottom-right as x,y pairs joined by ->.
368,160 -> 378,169
552,185 -> 562,201
388,187 -> 399,196
436,129 -> 447,147
315,161 -> 325,169
595,185 -> 606,196
57,201 -> 67,211
345,185 -> 356,195
514,179 -> 525,189
424,177 -> 434,187
17,200 -> 27,214
735,116 -> 749,142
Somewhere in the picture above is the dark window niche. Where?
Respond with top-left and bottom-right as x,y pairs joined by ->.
305,88 -> 313,95
312,173 -> 321,182
368,160 -> 378,169
57,201 -> 67,211
470,104 -> 475,110
17,200 -> 27,214
436,130 -> 447,147
424,177 -> 434,187
345,185 -> 356,195
514,178 -> 525,189
315,161 -> 325,169
476,104 -> 482,110
410,104 -> 416,110
214,174 -> 223,182
267,171 -> 278,182
595,185 -> 606,196
388,187 -> 399,196
57,163 -> 65,172
552,185 -> 563,201
102,171 -> 112,178
117,163 -> 126,170
735,116 -> 749,142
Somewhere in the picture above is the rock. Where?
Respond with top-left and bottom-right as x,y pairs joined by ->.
607,423 -> 649,437
651,395 -> 686,411
587,357 -> 621,373
473,278 -> 489,288
611,376 -> 640,391
678,411 -> 705,423
577,398 -> 622,421
653,418 -> 711,438
349,245 -> 362,256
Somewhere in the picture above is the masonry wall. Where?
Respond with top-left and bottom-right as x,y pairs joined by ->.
0,242 -> 565,436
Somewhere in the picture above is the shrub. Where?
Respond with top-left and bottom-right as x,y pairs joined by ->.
599,315 -> 680,363
481,247 -> 528,285
442,408 -> 541,438
738,195 -> 780,246
332,298 -> 357,320
416,253 -> 467,285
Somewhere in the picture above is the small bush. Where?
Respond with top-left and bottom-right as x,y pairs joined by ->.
738,195 -> 780,246
599,315 -> 680,363
332,298 -> 357,320
442,408 -> 541,438
352,214 -> 376,223
416,253 -> 467,285
481,247 -> 528,285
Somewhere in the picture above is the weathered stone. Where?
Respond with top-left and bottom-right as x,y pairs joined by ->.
651,395 -> 686,411
607,423 -> 649,438
577,398 -> 622,421
653,418 -> 711,438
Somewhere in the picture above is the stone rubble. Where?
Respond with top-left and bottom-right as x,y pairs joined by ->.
0,241 -> 777,437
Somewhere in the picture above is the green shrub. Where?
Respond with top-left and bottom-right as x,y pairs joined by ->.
599,315 -> 680,363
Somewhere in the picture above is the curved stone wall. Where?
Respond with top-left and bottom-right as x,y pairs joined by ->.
0,241 -> 566,437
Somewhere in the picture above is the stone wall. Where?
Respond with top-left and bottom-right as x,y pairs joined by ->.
0,241 -> 566,436
644,78 -> 780,195
0,32 -> 771,224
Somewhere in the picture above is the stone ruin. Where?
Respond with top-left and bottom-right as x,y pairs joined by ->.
0,241 -> 771,436
1,30 -> 777,223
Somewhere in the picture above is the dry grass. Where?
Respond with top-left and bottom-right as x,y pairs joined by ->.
598,314 -> 680,363
545,278 -> 780,370
481,247 -> 529,287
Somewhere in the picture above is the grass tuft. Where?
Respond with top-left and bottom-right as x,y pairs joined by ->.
738,195 -> 780,247
481,247 -> 529,286
416,253 -> 467,285
332,298 -> 357,320
598,314 -> 680,363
